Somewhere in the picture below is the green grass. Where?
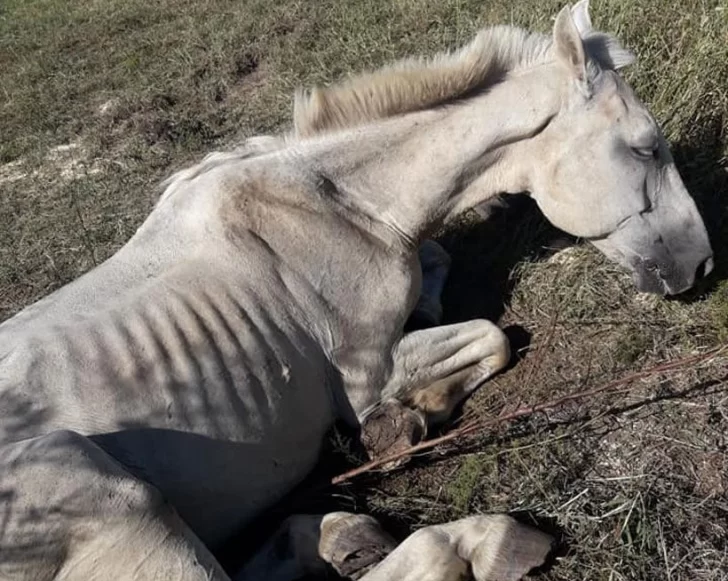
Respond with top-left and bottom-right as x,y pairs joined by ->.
1,0 -> 727,579
446,455 -> 486,516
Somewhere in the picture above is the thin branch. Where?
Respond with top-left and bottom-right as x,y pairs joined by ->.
331,345 -> 727,485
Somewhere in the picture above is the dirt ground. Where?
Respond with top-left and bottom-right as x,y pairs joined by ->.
1,0 -> 727,579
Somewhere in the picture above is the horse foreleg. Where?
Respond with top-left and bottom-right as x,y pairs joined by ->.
0,430 -> 229,581
382,319 -> 510,425
359,319 -> 508,466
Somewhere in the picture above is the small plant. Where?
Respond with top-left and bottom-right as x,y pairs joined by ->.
613,327 -> 651,366
446,455 -> 483,515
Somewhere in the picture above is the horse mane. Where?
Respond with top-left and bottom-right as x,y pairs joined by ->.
293,25 -> 635,137
156,23 -> 634,201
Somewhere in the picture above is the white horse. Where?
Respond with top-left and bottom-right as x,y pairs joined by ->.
0,2 -> 712,580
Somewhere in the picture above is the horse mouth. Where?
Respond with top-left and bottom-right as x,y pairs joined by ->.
632,269 -> 668,295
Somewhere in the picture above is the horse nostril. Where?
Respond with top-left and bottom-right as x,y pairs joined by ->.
696,256 -> 714,280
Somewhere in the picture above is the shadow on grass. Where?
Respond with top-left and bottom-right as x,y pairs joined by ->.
437,194 -> 562,325
671,113 -> 728,300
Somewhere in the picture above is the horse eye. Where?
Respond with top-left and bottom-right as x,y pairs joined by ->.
632,146 -> 657,161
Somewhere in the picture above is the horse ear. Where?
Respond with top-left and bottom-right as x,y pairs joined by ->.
553,4 -> 588,86
571,0 -> 592,36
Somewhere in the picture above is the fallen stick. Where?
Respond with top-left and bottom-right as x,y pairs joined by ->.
331,345 -> 727,485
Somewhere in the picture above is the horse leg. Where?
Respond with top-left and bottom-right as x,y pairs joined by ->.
359,319 -> 508,464
0,430 -> 229,581
234,512 -> 396,581
235,511 -> 551,581
407,239 -> 452,330
358,515 -> 552,581
386,319 -> 510,423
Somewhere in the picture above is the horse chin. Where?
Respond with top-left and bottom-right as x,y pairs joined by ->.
591,234 -> 698,296
630,260 -> 695,296
631,268 -> 669,296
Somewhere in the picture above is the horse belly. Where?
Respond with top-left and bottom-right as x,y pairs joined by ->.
90,350 -> 336,548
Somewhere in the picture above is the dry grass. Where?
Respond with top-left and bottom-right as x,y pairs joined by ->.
2,0 -> 727,579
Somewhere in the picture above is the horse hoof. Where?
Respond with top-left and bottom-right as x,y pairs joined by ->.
319,512 -> 398,579
359,399 -> 426,470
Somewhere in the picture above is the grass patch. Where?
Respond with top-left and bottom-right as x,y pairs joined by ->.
613,327 -> 652,366
709,280 -> 728,343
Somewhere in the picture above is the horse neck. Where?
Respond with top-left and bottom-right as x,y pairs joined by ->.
305,63 -> 563,246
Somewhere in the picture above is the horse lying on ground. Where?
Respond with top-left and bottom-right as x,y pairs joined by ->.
0,2 -> 712,579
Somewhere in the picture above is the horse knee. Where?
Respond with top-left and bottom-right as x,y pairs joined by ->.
470,319 -> 510,374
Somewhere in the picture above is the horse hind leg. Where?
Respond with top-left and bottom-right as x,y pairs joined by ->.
233,512 -> 397,581
0,430 -> 229,581
358,514 -> 552,581
234,511 -> 552,581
